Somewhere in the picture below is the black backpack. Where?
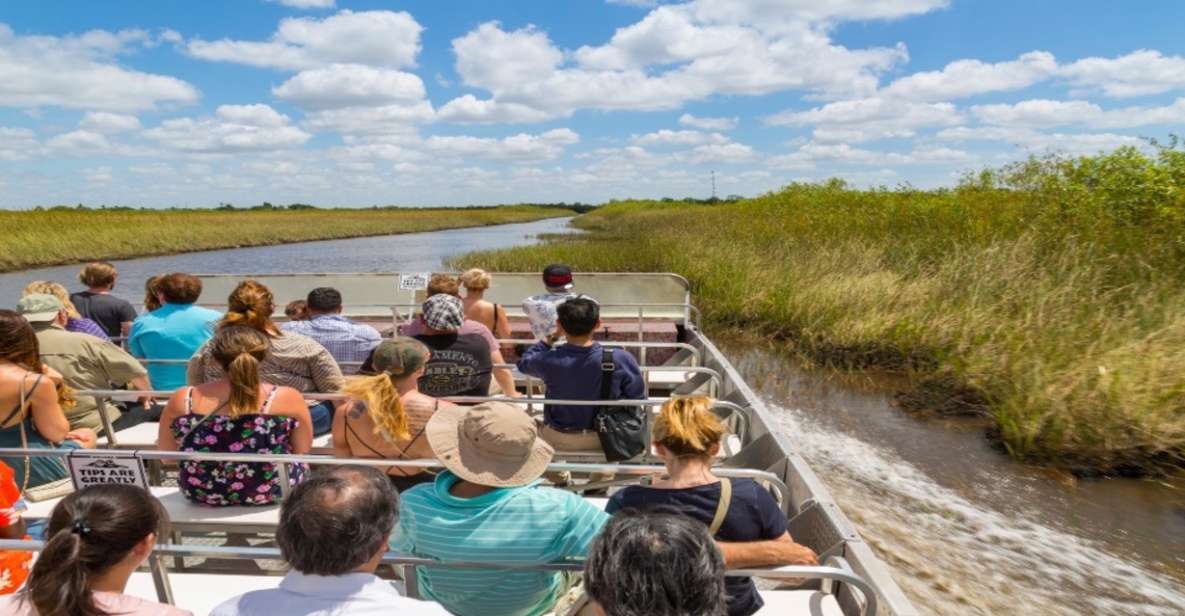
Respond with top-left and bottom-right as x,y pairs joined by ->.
593,348 -> 647,462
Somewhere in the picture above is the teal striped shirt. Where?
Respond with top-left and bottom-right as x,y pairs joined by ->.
392,471 -> 609,616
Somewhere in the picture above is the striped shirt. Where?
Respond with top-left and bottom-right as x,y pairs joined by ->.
281,315 -> 381,365
188,331 -> 344,393
392,471 -> 609,616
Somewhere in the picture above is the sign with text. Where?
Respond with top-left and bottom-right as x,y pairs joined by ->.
68,451 -> 149,491
399,273 -> 431,291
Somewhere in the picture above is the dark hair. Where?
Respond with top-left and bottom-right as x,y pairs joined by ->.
0,309 -> 42,372
143,275 -> 163,312
276,466 -> 398,576
20,485 -> 168,616
306,287 -> 342,313
285,299 -> 308,320
156,273 -> 203,304
585,509 -> 727,616
78,262 -> 117,289
557,296 -> 599,337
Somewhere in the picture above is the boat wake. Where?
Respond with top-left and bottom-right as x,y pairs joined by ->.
766,402 -> 1185,616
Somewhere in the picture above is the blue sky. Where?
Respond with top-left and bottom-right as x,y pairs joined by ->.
2,0 -> 1183,208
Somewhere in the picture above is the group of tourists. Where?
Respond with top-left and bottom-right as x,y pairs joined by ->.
0,261 -> 819,616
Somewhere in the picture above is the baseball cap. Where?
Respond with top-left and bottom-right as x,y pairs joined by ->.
370,337 -> 429,377
16,294 -> 64,323
421,294 -> 465,331
543,264 -> 573,290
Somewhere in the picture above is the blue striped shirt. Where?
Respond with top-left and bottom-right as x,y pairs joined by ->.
392,471 -> 609,616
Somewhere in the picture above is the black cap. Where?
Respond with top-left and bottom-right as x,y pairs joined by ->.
543,264 -> 573,289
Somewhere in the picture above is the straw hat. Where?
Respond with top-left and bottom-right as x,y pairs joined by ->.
426,401 -> 554,488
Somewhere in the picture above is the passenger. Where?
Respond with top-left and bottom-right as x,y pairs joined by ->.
128,273 -> 221,392
585,509 -> 728,616
0,484 -> 192,616
0,460 -> 32,596
333,338 -> 456,492
159,326 -> 312,507
284,299 -> 308,321
522,264 -> 577,341
518,296 -> 644,454
188,280 -> 343,436
394,401 -> 608,616
0,310 -> 96,490
210,466 -> 449,616
606,397 -> 819,616
460,268 -> 512,341
21,281 -> 108,341
427,272 -> 461,297
400,293 -> 520,397
69,261 -> 138,339
281,287 -> 381,365
142,275 -> 163,313
17,294 -> 151,433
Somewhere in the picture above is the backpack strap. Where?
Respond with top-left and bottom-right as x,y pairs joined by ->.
708,477 -> 732,536
599,348 -> 615,401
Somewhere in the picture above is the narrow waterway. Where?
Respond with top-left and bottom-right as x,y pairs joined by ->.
720,336 -> 1185,616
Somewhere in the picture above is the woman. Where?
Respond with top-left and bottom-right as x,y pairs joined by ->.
0,484 -> 192,616
160,326 -> 312,507
606,397 -> 817,616
0,311 -> 97,490
143,275 -> 163,313
0,461 -> 32,595
332,337 -> 456,492
187,280 -> 343,435
460,268 -> 511,343
21,281 -> 108,341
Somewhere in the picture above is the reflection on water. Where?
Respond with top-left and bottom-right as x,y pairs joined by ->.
720,336 -> 1185,616
0,217 -> 573,307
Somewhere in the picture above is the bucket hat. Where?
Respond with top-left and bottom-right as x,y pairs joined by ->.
426,401 -> 555,488
421,294 -> 465,331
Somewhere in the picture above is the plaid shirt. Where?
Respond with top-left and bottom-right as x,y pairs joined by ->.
281,315 -> 381,365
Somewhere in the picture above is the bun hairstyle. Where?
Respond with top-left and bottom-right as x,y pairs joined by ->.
209,326 -> 271,417
460,268 -> 492,291
654,396 -> 725,458
223,279 -> 279,336
0,310 -> 75,409
342,338 -> 430,442
22,281 -> 82,320
143,275 -> 163,312
21,484 -> 168,616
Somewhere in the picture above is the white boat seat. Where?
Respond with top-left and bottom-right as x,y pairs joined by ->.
126,571 -> 281,615
756,590 -> 844,616
23,486 -> 282,532
99,421 -> 334,451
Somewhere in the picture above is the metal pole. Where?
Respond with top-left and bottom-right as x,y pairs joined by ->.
96,396 -> 118,447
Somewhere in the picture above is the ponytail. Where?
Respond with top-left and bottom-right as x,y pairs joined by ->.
223,280 -> 279,335
26,526 -> 89,616
654,396 -> 725,458
226,352 -> 262,418
343,373 -> 410,441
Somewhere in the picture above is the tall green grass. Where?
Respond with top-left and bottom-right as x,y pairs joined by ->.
0,205 -> 569,272
456,146 -> 1185,473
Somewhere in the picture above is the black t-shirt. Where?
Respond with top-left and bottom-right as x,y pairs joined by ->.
606,478 -> 788,616
70,291 -> 137,338
414,333 -> 492,398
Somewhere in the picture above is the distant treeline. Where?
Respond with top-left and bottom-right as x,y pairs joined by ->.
27,201 -> 599,213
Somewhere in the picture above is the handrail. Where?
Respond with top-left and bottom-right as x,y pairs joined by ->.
0,539 -> 875,616
495,339 -> 703,366
391,301 -> 703,331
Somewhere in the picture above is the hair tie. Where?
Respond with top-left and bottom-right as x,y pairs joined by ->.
71,519 -> 91,537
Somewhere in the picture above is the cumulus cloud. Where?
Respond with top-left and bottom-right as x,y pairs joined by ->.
632,129 -> 728,146
0,126 -> 39,160
436,95 -> 554,124
143,104 -> 311,152
936,125 -> 1145,155
770,141 -> 969,169
880,51 -> 1057,101
425,128 -> 580,162
678,113 -> 738,131
268,0 -> 335,9
1059,50 -> 1185,98
971,98 -> 1185,129
273,63 -> 426,109
765,97 -> 962,142
78,111 -> 141,133
301,101 -> 436,134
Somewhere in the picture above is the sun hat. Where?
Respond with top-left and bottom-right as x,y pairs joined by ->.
370,337 -> 428,377
426,401 -> 555,488
421,294 -> 465,331
543,264 -> 574,290
16,294 -> 64,323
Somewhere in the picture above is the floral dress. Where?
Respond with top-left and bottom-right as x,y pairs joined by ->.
171,386 -> 306,507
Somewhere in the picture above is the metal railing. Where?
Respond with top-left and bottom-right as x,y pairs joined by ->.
390,301 -> 704,333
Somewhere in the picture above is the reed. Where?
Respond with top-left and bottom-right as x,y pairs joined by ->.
456,146 -> 1185,474
0,205 -> 570,272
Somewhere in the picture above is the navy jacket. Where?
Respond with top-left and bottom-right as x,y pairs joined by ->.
517,341 -> 645,431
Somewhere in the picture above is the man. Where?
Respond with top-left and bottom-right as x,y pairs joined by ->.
281,287 -> 380,365
128,273 -> 221,391
211,466 -> 448,616
517,296 -> 644,453
406,294 -> 518,398
70,261 -> 138,339
394,401 -> 609,616
17,294 -> 151,433
522,264 -> 577,341
584,510 -> 728,616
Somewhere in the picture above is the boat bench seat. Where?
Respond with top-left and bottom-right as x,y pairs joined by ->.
24,486 -> 282,532
756,590 -> 843,615
99,422 -> 334,452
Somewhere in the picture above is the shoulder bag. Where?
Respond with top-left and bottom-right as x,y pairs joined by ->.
7,374 -> 75,502
593,348 -> 648,462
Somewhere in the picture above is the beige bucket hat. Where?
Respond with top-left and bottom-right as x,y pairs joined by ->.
426,401 -> 555,488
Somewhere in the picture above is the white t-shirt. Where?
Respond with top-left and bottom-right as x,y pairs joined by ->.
211,571 -> 450,616
522,291 -> 575,340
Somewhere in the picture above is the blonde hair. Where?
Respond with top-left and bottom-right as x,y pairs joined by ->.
427,273 -> 460,297
223,280 -> 279,336
653,397 -> 725,458
460,268 -> 492,291
341,339 -> 430,443
209,326 -> 270,417
22,281 -> 81,320
78,262 -> 117,288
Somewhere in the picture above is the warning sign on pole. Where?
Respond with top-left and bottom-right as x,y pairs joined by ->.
399,273 -> 431,291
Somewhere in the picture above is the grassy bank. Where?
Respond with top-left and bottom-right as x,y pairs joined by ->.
456,146 -> 1185,474
0,205 -> 570,272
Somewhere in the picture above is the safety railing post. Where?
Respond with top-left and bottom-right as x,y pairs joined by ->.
148,552 -> 176,606
96,396 -> 118,447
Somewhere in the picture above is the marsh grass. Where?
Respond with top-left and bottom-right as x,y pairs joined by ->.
0,205 -> 568,272
456,147 -> 1185,473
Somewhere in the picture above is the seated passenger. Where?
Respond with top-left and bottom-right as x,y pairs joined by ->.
606,397 -> 818,616
128,273 -> 221,392
0,484 -> 192,616
460,268 -> 512,344
517,296 -> 644,453
17,294 -> 150,434
394,401 -> 609,616
188,280 -> 343,435
0,310 -> 96,490
333,338 -> 456,492
0,461 -> 31,596
522,264 -> 577,341
404,294 -> 498,398
22,281 -> 108,341
143,275 -> 163,313
211,465 -> 449,616
281,287 -> 381,365
284,299 -> 308,321
159,326 -> 312,507
585,509 -> 728,616
69,261 -> 138,339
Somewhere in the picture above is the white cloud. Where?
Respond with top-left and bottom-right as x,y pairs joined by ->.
770,141 -> 969,169
632,129 -> 728,146
0,126 -> 39,160
685,142 -> 755,164
0,23 -> 199,111
187,10 -> 422,71
143,104 -> 311,152
766,97 -> 962,142
437,95 -> 554,124
971,98 -> 1185,129
46,129 -> 112,152
1060,50 -> 1185,98
268,0 -> 335,9
685,0 -> 950,27
302,101 -> 436,134
78,111 -> 141,133
936,125 -> 1145,155
678,113 -> 738,131
273,63 -> 426,109
607,0 -> 660,7
881,51 -> 1057,101
425,128 -> 580,162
